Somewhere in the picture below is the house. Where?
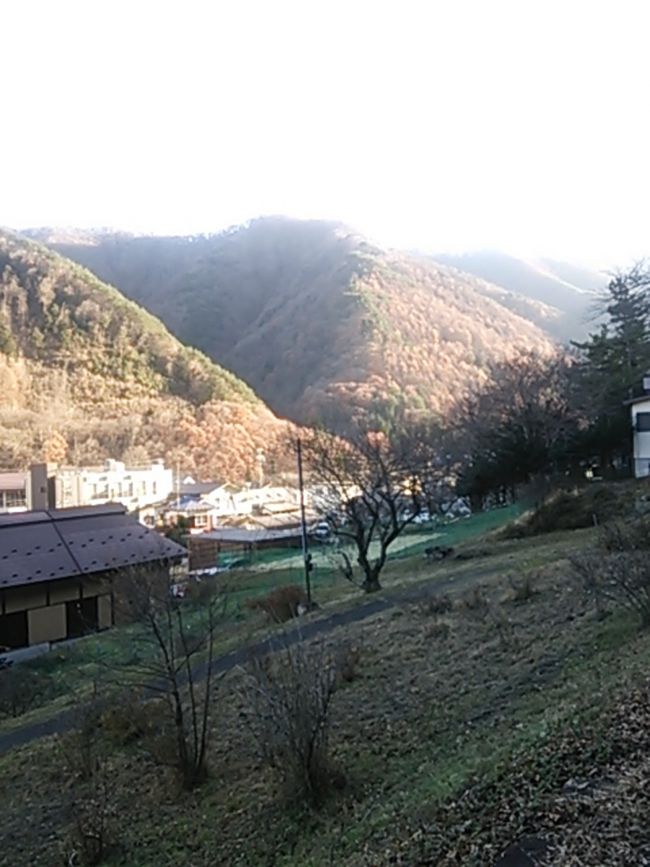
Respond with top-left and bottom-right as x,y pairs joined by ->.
160,496 -> 222,533
30,459 -> 174,517
631,386 -> 650,478
0,471 -> 29,513
188,526 -> 304,570
0,504 -> 186,652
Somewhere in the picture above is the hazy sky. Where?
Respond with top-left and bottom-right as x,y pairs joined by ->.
3,0 -> 649,268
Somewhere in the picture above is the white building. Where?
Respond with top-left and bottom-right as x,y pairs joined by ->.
631,394 -> 650,478
0,471 -> 29,513
30,459 -> 174,514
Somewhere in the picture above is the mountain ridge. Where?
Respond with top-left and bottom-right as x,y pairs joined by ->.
27,218 -> 560,429
0,229 -> 291,480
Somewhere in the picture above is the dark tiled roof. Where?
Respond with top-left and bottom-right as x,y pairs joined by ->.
179,482 -> 223,497
0,505 -> 186,590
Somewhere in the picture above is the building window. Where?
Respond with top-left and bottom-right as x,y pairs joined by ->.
193,514 -> 208,527
5,490 -> 26,509
636,412 -> 650,433
152,481 -> 158,495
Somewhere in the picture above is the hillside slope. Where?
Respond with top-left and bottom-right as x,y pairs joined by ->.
0,230 -> 289,480
434,250 -> 604,339
30,219 -> 558,428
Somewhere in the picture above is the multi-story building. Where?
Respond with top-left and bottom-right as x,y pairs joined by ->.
30,459 -> 174,514
0,472 -> 29,513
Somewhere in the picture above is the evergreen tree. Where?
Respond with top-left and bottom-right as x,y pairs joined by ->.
572,263 -> 650,468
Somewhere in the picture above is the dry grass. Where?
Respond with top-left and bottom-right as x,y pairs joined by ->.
3,522 -> 650,865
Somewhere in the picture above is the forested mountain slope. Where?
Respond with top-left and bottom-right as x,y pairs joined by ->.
30,218 -> 558,428
0,230 -> 290,480
434,250 -> 604,339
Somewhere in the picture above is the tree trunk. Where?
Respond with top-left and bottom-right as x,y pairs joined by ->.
361,569 -> 382,593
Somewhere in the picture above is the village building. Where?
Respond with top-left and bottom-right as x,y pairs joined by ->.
0,504 -> 186,652
631,388 -> 650,478
30,459 -> 174,516
188,525 -> 305,571
0,471 -> 29,513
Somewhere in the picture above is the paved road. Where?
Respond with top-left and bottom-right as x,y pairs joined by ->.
0,563 -> 493,756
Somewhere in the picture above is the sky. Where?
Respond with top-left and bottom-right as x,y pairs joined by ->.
2,0 -> 650,269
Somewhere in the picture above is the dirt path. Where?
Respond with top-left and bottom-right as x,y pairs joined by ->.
0,563 -> 494,756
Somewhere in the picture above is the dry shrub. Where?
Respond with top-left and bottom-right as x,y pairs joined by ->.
507,572 -> 537,604
0,665 -> 49,718
418,593 -> 453,617
461,586 -> 516,648
334,643 -> 361,685
68,766 -> 117,866
59,689 -> 107,782
239,637 -> 340,805
100,693 -> 163,746
423,620 -> 451,642
246,584 -> 309,622
601,553 -> 650,627
569,521 -> 650,627
500,485 -> 623,538
461,585 -> 489,614
60,691 -> 118,865
569,553 -> 609,620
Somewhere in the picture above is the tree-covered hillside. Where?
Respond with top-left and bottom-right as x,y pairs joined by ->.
32,218 -> 557,429
434,250 -> 604,340
0,230 -> 290,479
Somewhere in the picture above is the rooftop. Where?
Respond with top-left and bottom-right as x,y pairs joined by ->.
0,504 -> 185,590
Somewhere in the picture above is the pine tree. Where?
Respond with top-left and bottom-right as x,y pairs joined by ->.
572,263 -> 650,468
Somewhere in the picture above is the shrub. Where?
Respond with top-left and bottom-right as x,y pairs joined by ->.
239,637 -> 340,805
568,553 -> 609,620
507,572 -> 537,604
59,688 -> 107,782
418,593 -> 453,617
246,584 -> 310,623
601,552 -> 650,627
0,665 -> 50,718
423,620 -> 451,642
570,521 -> 650,627
100,693 -> 163,746
334,643 -> 361,685
500,485 -> 624,538
461,586 -> 516,648
69,765 -> 117,866
461,585 -> 489,614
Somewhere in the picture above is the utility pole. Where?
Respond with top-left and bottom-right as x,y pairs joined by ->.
296,437 -> 312,606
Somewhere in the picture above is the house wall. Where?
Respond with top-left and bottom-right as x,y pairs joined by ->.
0,573 -> 114,651
632,399 -> 650,478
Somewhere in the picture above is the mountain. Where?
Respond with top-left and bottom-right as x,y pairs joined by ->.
433,251 -> 605,340
0,230 -> 290,480
29,218 -> 559,429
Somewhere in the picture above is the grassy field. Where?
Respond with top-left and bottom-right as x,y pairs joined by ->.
0,507 -> 522,730
2,491 -> 650,865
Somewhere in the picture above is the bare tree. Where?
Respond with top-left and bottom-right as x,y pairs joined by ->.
115,566 -> 224,789
304,425 -> 432,592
